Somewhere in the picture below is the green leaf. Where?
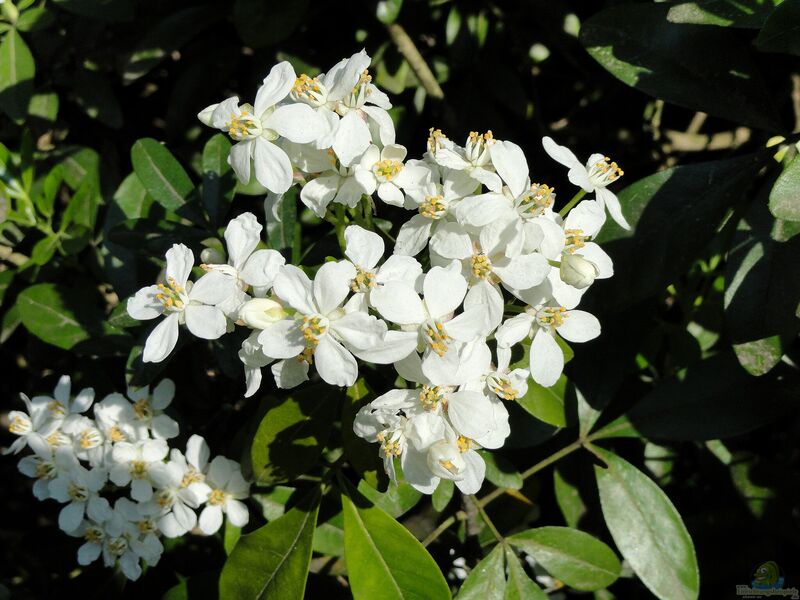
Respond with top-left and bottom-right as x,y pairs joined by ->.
250,385 -> 339,485
593,446 -> 699,600
16,6 -> 56,32
233,0 -> 310,48
28,91 -> 58,121
0,29 -> 35,122
515,375 -> 567,427
30,235 -> 59,265
503,548 -> 548,600
107,302 -> 139,328
60,147 -> 100,190
1,303 -> 21,344
219,488 -> 320,600
756,0 -> 800,55
130,138 -> 196,214
769,155 -> 800,222
508,526 -> 621,591
17,283 -> 129,352
581,3 -> 780,131
0,270 -> 13,307
456,544 -> 506,600
667,0 -> 783,28
342,489 -> 450,600
108,219 -> 208,255
71,68 -> 122,128
223,522 -> 241,556
357,478 -> 422,518
109,173 -> 155,224
123,7 -> 218,83
201,134 -> 235,227
553,467 -> 587,529
479,451 -> 522,490
313,520 -> 344,556
594,154 -> 765,309
615,353 -> 795,440
432,478 -> 454,512
35,164 -> 63,218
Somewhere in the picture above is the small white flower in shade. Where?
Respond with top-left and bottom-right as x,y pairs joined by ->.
197,456 -> 250,535
431,130 -> 501,192
542,136 -> 629,229
484,346 -> 530,402
369,264 -> 490,374
354,144 -> 430,207
93,392 -> 143,448
303,50 -> 395,165
127,243 -> 233,363
258,262 -> 388,387
66,518 -> 109,568
123,379 -> 180,440
238,330 -> 275,398
202,212 -> 286,312
17,444 -> 75,500
298,147 -> 374,217
141,455 -> 210,538
109,438 -> 169,502
455,140 -> 557,229
198,62 -> 325,193
496,303 -> 601,388
61,415 -> 105,466
535,199 -> 614,307
48,462 -> 111,533
4,393 -> 61,455
102,498 -> 164,581
426,426 -> 486,495
342,224 -> 422,310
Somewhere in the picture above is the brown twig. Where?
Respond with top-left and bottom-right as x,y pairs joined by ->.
386,23 -> 444,99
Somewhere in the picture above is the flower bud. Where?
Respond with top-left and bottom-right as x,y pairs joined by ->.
200,247 -> 225,265
559,253 -> 598,289
427,440 -> 465,480
238,298 -> 287,329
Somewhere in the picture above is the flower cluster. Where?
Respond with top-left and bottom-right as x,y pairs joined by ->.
5,376 -> 249,581
124,50 -> 624,497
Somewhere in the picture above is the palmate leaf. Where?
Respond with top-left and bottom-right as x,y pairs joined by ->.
593,446 -> 699,600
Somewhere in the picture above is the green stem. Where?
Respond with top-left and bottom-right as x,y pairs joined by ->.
362,195 -> 374,230
547,259 -> 561,268
469,495 -> 505,544
558,189 -> 587,217
334,203 -> 347,252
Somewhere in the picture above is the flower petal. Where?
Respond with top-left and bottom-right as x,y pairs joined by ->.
266,103 -> 324,144
314,336 -> 358,387
258,320 -> 305,359
542,136 -> 583,170
143,313 -> 180,363
530,328 -> 563,387
127,285 -> 164,321
344,225 -> 384,269
371,280 -> 426,325
165,244 -> 194,287
229,140 -> 252,184
184,305 -> 226,340
490,140 -> 528,199
558,310 -> 601,343
253,139 -> 293,194
394,215 -> 432,257
313,260 -> 356,315
331,311 -> 387,350
271,358 -> 310,389
224,212 -> 261,271
240,249 -> 286,290
254,61 -> 296,114
597,187 -> 630,230
429,221 -> 472,260
333,111 -> 372,167
273,264 -> 316,314
423,266 -> 467,319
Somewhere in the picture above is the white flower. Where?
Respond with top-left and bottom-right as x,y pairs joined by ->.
48,462 -> 111,533
101,498 -> 164,581
124,379 -> 180,440
143,453 -> 210,538
61,415 -> 105,466
258,262 -> 388,387
238,330 -> 275,398
542,136 -> 630,229
17,444 -> 74,500
431,130 -> 501,191
5,393 -> 60,455
294,50 -> 394,165
426,427 -> 486,495
484,346 -> 529,402
496,304 -> 600,387
109,438 -> 169,502
354,144 -> 430,207
197,456 -> 250,535
202,212 -> 286,310
127,243 -> 232,363
93,393 -> 143,447
198,62 -> 324,193
299,148 -> 372,217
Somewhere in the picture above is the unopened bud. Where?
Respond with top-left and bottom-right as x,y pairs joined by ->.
239,298 -> 286,329
427,440 -> 465,480
559,253 -> 598,289
200,248 -> 225,264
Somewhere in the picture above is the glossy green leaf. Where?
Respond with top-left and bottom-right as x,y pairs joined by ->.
432,478 -> 454,512
219,488 -> 320,600
508,526 -> 621,591
0,29 -> 35,122
201,134 -> 235,227
667,0 -> 783,28
130,138 -> 196,214
616,353 -> 795,440
756,0 -> 800,55
553,467 -> 587,529
109,173 -> 155,224
17,283 -> 128,351
479,451 -> 522,490
594,154 -> 765,308
503,548 -> 547,600
30,235 -> 59,265
28,92 -> 58,121
581,3 -> 779,131
515,375 -> 567,427
456,544 -> 506,600
342,490 -> 450,600
593,446 -> 699,600
313,520 -> 344,556
16,7 -> 56,32
769,155 -> 800,222
357,478 -> 422,518
60,147 -> 100,190
250,385 -> 339,485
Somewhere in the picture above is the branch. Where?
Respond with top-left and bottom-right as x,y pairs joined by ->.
386,23 -> 444,100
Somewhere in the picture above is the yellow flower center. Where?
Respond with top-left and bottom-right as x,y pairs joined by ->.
419,195 -> 446,219
564,229 -> 589,253
208,489 -> 228,506
588,156 -> 623,186
300,315 -> 327,351
424,321 -> 451,357
350,268 -> 377,293
419,385 -> 445,411
471,253 -> 497,282
489,376 -> 518,401
130,460 -> 148,480
109,425 -> 126,443
180,468 -> 204,488
537,306 -> 567,328
35,459 -> 56,479
292,74 -> 322,100
9,415 -> 31,435
226,111 -> 259,141
155,277 -> 186,311
107,537 -> 128,557
456,435 -> 475,453
48,401 -> 66,417
68,482 -> 89,502
427,127 -> 448,155
137,519 -> 157,535
377,431 -> 402,457
373,159 -> 403,182
133,398 -> 153,420
79,428 -> 102,449
519,183 -> 555,216
84,526 -> 104,543
157,490 -> 174,508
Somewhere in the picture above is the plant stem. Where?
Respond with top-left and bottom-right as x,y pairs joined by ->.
334,203 -> 347,252
423,438 -> 585,546
362,195 -> 374,230
469,495 -> 505,544
558,189 -> 586,217
386,23 -> 444,100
